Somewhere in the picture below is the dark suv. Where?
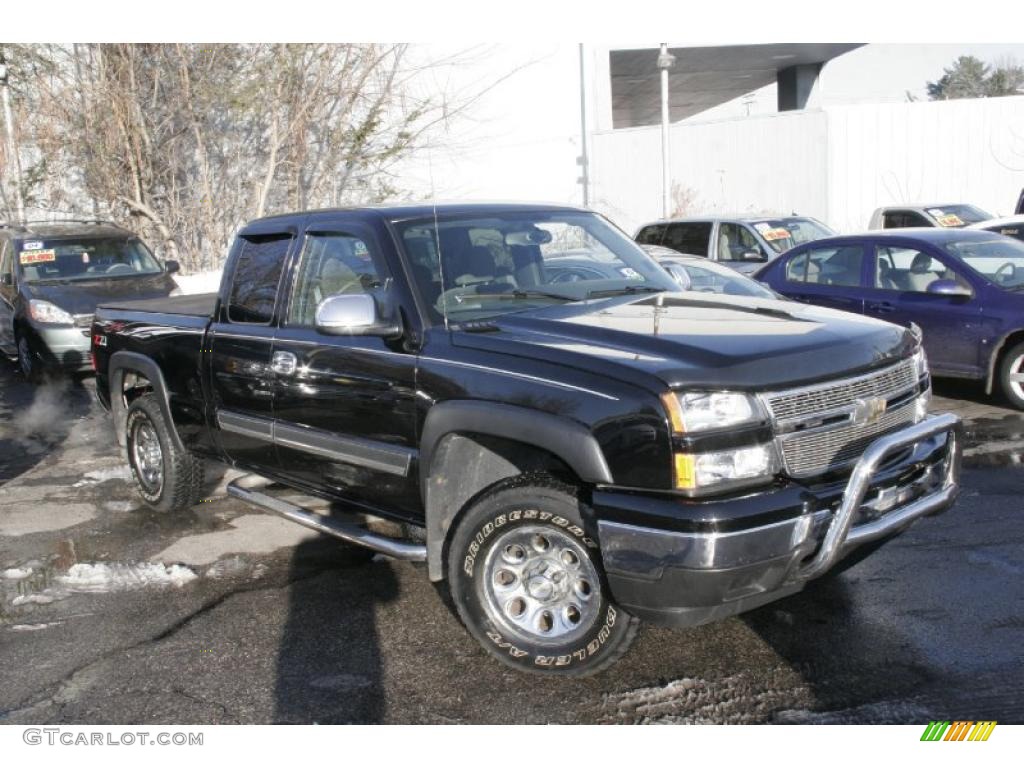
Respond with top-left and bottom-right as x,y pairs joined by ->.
0,219 -> 180,380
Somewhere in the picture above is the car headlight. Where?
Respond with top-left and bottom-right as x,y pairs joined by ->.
28,300 -> 75,325
662,390 -> 779,493
661,391 -> 762,433
911,347 -> 931,422
911,347 -> 929,381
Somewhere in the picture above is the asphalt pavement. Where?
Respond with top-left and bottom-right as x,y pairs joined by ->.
0,365 -> 1021,724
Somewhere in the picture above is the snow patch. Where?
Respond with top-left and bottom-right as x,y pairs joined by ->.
174,270 -> 222,295
9,622 -> 62,631
2,567 -> 33,580
59,562 -> 198,592
73,466 -> 133,487
12,593 -> 58,606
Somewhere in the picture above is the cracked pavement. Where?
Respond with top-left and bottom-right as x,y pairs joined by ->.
0,367 -> 1022,724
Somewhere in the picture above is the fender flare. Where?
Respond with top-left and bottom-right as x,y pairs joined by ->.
419,400 -> 613,579
108,351 -> 185,453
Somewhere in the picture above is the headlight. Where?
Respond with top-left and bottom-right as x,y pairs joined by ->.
661,391 -> 762,433
28,300 -> 75,325
911,347 -> 931,422
674,444 -> 780,492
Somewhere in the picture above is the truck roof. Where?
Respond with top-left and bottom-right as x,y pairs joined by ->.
0,219 -> 133,240
246,201 -> 588,227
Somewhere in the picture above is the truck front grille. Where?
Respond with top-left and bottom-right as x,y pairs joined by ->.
762,359 -> 920,478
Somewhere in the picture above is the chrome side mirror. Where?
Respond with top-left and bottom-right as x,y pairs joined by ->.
314,293 -> 402,338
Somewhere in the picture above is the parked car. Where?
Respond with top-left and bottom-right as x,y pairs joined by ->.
755,228 -> 1024,409
0,219 -> 180,381
93,203 -> 960,676
634,215 -> 834,275
640,247 -> 779,299
868,204 -> 992,230
969,215 -> 1024,243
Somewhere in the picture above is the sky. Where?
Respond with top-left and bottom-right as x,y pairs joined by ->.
396,43 -> 1024,209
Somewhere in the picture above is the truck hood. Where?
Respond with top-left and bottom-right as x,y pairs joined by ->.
453,293 -> 918,391
25,273 -> 177,315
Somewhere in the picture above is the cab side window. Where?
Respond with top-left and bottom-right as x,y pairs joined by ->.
883,211 -> 929,229
717,223 -> 764,261
288,232 -> 387,327
636,224 -> 666,245
226,234 -> 292,324
663,222 -> 712,256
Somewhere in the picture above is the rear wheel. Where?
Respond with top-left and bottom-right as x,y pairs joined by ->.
447,474 -> 638,676
125,394 -> 204,512
999,341 -> 1024,410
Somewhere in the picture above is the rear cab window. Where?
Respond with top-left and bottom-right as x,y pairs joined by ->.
226,234 -> 293,324
635,224 -> 667,245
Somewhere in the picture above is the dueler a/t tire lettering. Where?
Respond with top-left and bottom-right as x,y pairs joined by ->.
447,474 -> 639,677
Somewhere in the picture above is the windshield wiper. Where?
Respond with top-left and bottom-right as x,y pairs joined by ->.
584,285 -> 665,299
470,288 -> 575,302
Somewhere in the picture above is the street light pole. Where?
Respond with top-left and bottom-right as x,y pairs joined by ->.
578,43 -> 590,208
657,43 -> 675,220
0,52 -> 25,223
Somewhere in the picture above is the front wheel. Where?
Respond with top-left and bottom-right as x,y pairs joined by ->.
999,341 -> 1024,410
125,394 -> 204,512
17,334 -> 44,384
447,475 -> 638,676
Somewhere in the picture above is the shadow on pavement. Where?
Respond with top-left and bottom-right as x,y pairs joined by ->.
273,535 -> 399,723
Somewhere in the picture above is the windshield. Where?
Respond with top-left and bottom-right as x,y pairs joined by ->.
943,237 -> 1024,289
748,218 -> 834,254
666,260 -> 776,299
925,205 -> 991,227
395,211 -> 677,323
17,238 -> 163,282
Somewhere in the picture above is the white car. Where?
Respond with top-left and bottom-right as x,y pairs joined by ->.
968,215 -> 1024,244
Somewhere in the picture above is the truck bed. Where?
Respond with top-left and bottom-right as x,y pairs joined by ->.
97,292 -> 217,318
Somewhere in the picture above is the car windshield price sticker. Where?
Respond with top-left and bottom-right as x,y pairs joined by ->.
937,214 -> 964,227
20,249 -> 57,264
762,228 -> 791,241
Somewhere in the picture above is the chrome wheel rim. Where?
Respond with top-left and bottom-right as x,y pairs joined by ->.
480,524 -> 601,645
130,418 -> 163,494
18,338 -> 32,377
1009,353 -> 1024,401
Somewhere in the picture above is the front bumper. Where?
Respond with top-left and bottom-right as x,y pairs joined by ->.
31,324 -> 92,372
596,413 -> 962,628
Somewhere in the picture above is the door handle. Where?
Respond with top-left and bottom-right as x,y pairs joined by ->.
869,301 -> 896,314
271,351 -> 298,376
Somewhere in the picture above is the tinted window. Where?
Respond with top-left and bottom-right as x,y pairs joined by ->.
790,245 -> 864,286
636,224 -> 667,245
227,234 -> 292,324
288,233 -> 386,326
883,211 -> 930,229
0,241 -> 11,283
663,222 -> 712,256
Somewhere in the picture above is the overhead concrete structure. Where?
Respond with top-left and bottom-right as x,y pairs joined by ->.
608,44 -> 862,128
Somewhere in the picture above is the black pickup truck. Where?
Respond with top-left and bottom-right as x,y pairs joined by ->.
92,203 -> 962,676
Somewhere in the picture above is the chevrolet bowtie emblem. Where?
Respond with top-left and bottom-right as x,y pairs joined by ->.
851,397 -> 887,427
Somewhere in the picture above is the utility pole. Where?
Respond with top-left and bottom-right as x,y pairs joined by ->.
657,43 -> 676,219
577,43 -> 590,208
0,49 -> 25,223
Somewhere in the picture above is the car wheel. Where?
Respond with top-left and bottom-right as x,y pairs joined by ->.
125,393 -> 205,512
16,334 -> 44,384
999,341 -> 1024,410
447,473 -> 639,677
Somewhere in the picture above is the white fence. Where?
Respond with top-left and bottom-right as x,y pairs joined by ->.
590,96 -> 1024,234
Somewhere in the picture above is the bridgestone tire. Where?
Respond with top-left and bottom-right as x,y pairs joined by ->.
125,394 -> 204,513
447,474 -> 639,677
